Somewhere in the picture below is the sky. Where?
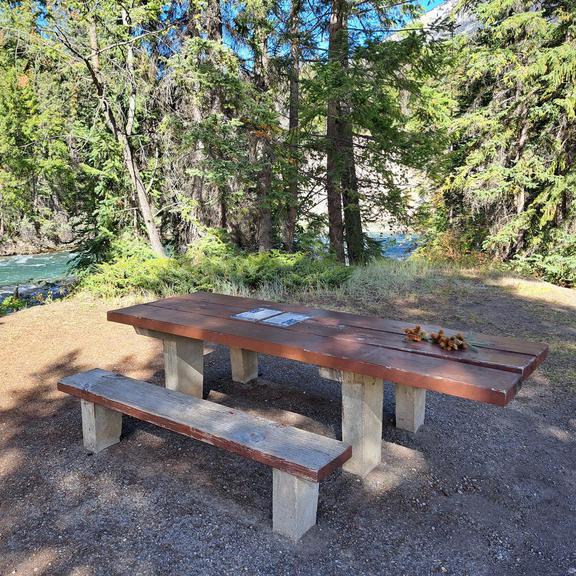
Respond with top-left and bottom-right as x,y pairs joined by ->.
423,0 -> 448,11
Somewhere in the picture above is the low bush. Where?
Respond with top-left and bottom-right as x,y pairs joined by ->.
78,233 -> 351,298
511,253 -> 576,288
0,296 -> 27,316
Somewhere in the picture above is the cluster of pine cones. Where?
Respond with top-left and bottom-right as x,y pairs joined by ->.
404,326 -> 469,351
404,325 -> 427,342
430,330 -> 468,351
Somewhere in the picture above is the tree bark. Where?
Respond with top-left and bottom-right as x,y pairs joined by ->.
257,144 -> 274,252
326,0 -> 364,263
326,0 -> 347,262
284,0 -> 301,252
254,26 -> 274,252
88,16 -> 165,256
340,109 -> 365,263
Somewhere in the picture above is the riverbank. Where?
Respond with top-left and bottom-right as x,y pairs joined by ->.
0,267 -> 574,575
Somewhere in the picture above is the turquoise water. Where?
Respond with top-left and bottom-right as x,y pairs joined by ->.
372,233 -> 418,259
0,252 -> 74,287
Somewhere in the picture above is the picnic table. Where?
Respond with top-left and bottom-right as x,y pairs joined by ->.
107,291 -> 548,477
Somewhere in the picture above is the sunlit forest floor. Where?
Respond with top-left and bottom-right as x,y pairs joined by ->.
1,263 -> 575,575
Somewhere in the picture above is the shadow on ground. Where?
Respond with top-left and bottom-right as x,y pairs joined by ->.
0,278 -> 575,576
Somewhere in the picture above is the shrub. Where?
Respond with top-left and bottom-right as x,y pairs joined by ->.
0,296 -> 27,315
78,232 -> 351,298
509,231 -> 576,288
511,253 -> 576,288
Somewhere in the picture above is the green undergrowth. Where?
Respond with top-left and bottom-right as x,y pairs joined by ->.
76,233 -> 569,305
0,296 -> 27,316
77,234 -> 351,298
415,231 -> 576,288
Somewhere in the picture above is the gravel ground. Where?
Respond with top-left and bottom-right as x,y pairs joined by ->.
0,278 -> 575,576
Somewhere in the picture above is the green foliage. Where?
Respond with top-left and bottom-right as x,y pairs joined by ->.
3,0 -> 573,289
0,296 -> 27,316
418,0 -> 576,286
71,231 -> 157,273
301,29 -> 445,228
79,232 -> 351,297
510,232 -> 576,287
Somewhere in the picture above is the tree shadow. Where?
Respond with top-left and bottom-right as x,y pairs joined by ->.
1,277 -> 575,574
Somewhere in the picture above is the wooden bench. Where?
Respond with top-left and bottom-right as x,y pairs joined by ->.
58,369 -> 351,540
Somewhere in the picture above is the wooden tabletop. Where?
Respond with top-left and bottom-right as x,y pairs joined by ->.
108,292 -> 548,406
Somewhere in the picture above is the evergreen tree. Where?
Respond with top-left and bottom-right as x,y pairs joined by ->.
422,0 -> 576,284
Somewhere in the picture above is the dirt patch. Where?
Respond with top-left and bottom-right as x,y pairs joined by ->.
0,278 -> 575,575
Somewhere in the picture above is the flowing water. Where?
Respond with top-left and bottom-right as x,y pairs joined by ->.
371,233 -> 418,260
0,252 -> 75,288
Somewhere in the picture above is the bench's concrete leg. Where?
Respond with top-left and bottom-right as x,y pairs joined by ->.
272,469 -> 319,540
81,400 -> 122,453
395,384 -> 426,433
341,372 -> 384,477
230,347 -> 258,383
163,337 -> 204,398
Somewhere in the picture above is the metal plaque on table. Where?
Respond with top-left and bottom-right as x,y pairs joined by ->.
261,312 -> 310,327
232,308 -> 282,322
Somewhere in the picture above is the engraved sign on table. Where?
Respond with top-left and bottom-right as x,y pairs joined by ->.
262,312 -> 310,327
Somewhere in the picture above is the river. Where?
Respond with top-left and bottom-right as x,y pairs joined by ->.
0,252 -> 75,288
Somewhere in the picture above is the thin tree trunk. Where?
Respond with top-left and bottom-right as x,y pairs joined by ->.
88,17 -> 165,256
254,27 -> 273,252
284,0 -> 301,252
257,145 -> 274,252
341,111 -> 364,263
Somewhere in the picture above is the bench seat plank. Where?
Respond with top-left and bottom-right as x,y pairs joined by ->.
58,369 -> 351,482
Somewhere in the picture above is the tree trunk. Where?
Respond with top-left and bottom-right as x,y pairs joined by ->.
326,0 -> 364,263
284,0 -> 301,252
340,112 -> 364,263
87,17 -> 165,256
118,133 -> 166,256
326,0 -> 346,262
257,146 -> 274,252
254,27 -> 273,252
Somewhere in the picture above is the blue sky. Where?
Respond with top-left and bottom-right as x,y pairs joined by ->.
423,0 -> 447,11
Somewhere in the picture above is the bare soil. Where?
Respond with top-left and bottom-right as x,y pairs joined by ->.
1,276 -> 575,576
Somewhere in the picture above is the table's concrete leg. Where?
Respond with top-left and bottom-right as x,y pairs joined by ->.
163,337 -> 204,398
272,469 -> 319,540
395,384 -> 426,433
230,347 -> 258,383
318,367 -> 343,382
134,327 -> 206,397
81,400 -> 122,453
341,371 -> 384,477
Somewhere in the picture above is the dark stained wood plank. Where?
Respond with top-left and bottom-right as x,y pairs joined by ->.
58,369 -> 351,482
108,302 -> 523,405
182,292 -> 548,361
146,296 -> 540,377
